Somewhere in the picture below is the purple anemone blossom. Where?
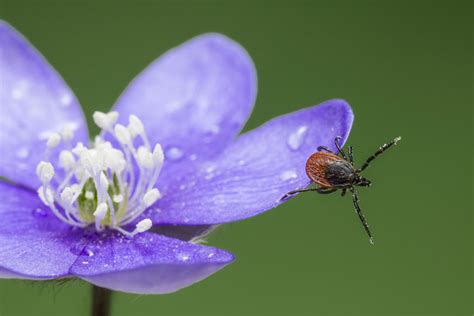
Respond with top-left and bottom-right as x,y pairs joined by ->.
0,20 -> 353,294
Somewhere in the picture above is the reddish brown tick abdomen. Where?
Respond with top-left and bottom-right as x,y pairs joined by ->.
305,152 -> 343,188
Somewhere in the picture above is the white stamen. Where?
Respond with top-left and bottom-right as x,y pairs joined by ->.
70,184 -> 80,194
114,124 -> 132,145
113,194 -> 124,203
60,125 -> 75,142
72,142 -> 87,156
99,172 -> 109,189
128,115 -> 144,138
36,161 -> 55,183
37,186 -> 54,205
59,150 -> 76,170
143,188 -> 161,207
46,133 -> 61,148
137,146 -> 154,169
61,187 -> 74,205
94,202 -> 108,219
35,112 -> 165,236
105,148 -> 126,173
93,111 -> 118,130
85,191 -> 94,200
135,218 -> 152,233
152,144 -> 164,166
80,149 -> 98,177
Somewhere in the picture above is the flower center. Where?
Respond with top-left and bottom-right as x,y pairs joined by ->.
35,111 -> 164,237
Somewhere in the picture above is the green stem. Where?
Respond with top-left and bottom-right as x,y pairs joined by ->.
91,285 -> 113,316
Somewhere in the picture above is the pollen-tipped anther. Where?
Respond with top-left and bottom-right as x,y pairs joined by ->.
143,188 -> 161,207
135,218 -> 152,233
46,133 -> 61,148
128,115 -> 145,138
36,161 -> 55,183
93,111 -> 118,131
114,124 -> 132,145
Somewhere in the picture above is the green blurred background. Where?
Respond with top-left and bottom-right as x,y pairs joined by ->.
0,0 -> 472,315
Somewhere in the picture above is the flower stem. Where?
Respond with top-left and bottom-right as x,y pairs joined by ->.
91,285 -> 113,316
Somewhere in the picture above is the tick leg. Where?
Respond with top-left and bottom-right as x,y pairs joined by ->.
347,146 -> 354,165
280,187 -> 335,200
280,188 -> 318,200
350,187 -> 374,245
317,146 -> 334,154
341,188 -> 347,197
357,136 -> 401,172
335,136 -> 347,159
316,188 -> 337,194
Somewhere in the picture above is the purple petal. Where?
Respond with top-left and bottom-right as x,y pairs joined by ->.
149,99 -> 353,225
71,232 -> 234,294
112,33 -> 256,162
0,182 -> 88,279
0,21 -> 88,190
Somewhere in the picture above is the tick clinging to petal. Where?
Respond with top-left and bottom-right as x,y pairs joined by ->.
282,136 -> 402,244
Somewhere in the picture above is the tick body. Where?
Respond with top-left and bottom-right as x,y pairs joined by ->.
282,136 -> 401,244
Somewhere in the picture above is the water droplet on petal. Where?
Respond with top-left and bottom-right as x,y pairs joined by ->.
16,147 -> 29,159
280,170 -> 298,181
81,247 -> 94,257
205,165 -> 216,173
238,160 -> 246,166
11,88 -> 24,100
287,126 -> 308,151
167,147 -> 184,160
189,154 -> 197,161
177,253 -> 190,261
59,91 -> 73,107
213,194 -> 226,205
32,208 -> 47,218
70,244 -> 83,255
204,165 -> 217,180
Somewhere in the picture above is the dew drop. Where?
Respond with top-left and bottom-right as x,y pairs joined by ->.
238,159 -> 246,166
287,126 -> 308,151
205,165 -> 216,173
213,194 -> 226,205
59,92 -> 73,107
16,147 -> 29,159
69,244 -> 83,256
81,247 -> 94,257
189,154 -> 197,161
204,165 -> 217,180
280,170 -> 298,181
11,88 -> 24,100
204,124 -> 220,139
177,253 -> 190,261
32,208 -> 47,218
167,147 -> 184,160
81,261 -> 89,265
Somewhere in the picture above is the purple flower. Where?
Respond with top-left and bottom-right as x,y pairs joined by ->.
0,20 -> 353,294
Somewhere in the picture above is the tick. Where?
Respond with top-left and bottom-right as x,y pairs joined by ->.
281,136 -> 402,244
